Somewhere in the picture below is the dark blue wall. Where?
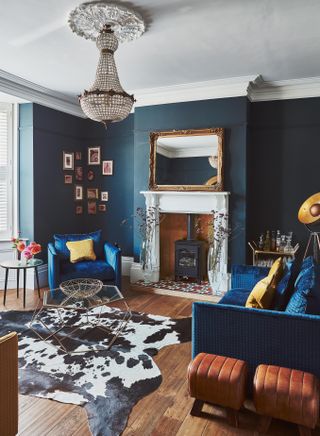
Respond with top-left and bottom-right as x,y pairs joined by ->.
19,103 -> 134,260
21,96 -> 317,268
133,98 -> 249,265
84,115 -> 134,253
19,104 -> 34,241
248,97 -> 320,256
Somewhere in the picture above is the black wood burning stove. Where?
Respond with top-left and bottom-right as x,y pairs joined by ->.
175,214 -> 206,283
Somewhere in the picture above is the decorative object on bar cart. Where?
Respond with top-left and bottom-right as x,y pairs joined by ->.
298,192 -> 320,262
249,230 -> 299,267
69,2 -> 146,127
206,210 -> 230,295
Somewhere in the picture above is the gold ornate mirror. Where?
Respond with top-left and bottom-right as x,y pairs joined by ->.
149,128 -> 224,191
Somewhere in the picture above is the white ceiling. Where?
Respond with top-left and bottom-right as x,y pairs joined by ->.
0,0 -> 320,98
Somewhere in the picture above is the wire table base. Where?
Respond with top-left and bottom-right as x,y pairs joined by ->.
29,284 -> 132,355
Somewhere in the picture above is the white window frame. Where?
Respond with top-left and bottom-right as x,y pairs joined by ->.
0,102 -> 18,241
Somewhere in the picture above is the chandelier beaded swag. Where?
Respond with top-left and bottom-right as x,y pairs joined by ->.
69,2 -> 146,127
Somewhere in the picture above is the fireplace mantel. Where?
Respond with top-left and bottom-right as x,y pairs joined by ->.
140,191 -> 230,292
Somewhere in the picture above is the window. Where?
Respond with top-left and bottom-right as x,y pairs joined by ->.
0,103 -> 14,239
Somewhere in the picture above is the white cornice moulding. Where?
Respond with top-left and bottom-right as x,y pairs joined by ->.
2,69 -> 320,117
0,69 -> 85,118
132,75 -> 260,107
247,76 -> 320,102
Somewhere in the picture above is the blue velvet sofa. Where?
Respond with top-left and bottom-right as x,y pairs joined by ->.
48,230 -> 121,290
192,260 -> 320,394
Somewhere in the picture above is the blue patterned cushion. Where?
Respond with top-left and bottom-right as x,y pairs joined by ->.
54,230 -> 102,259
218,288 -> 251,306
231,265 -> 269,289
273,260 -> 295,310
286,257 -> 317,314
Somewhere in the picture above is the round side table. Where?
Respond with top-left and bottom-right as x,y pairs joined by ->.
0,259 -> 43,308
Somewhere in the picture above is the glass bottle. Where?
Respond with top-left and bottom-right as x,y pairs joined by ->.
271,231 -> 276,251
258,234 -> 264,250
276,230 -> 281,252
280,235 -> 286,253
264,231 -> 271,251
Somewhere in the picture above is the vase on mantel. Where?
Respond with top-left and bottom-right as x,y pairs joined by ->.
207,243 -> 223,296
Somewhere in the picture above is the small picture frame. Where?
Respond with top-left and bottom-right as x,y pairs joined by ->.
75,151 -> 82,160
87,169 -> 95,181
102,160 -> 113,175
75,205 -> 83,215
87,188 -> 99,200
75,185 -> 83,201
88,200 -> 97,215
63,151 -> 74,170
88,146 -> 101,165
98,204 -> 107,212
64,174 -> 73,184
75,166 -> 83,182
101,191 -> 109,201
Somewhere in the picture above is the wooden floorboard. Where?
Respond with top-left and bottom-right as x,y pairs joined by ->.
1,282 -> 320,435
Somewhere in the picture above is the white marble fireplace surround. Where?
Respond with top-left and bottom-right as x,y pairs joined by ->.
140,191 -> 230,292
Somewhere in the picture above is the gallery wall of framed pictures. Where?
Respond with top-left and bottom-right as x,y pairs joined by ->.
63,146 -> 113,216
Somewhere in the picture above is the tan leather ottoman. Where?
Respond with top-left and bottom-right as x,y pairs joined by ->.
188,352 -> 248,427
253,364 -> 319,435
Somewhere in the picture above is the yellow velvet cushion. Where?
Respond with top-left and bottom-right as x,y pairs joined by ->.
245,275 -> 276,309
268,257 -> 284,285
245,257 -> 284,309
66,239 -> 96,263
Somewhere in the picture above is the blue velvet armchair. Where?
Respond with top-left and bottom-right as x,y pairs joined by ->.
48,231 -> 121,290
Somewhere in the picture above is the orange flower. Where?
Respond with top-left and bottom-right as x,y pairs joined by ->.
17,242 -> 26,252
30,244 -> 41,255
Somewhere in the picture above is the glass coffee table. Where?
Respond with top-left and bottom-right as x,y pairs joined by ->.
30,280 -> 132,354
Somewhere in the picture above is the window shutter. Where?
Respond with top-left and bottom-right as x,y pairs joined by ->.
0,104 -> 13,238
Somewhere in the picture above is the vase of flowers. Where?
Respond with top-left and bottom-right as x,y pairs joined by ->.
206,211 -> 230,295
136,206 -> 160,283
15,238 -> 42,265
12,235 -> 26,260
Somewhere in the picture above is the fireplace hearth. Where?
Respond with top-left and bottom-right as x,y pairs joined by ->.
174,214 -> 206,283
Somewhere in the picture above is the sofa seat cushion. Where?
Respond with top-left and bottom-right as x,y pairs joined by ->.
60,259 -> 115,282
218,288 -> 251,306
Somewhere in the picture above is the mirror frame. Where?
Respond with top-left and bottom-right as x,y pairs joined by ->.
148,127 -> 224,191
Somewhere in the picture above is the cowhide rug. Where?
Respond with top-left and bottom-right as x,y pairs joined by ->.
0,306 -> 191,436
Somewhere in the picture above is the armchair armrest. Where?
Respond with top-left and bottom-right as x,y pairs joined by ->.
231,264 -> 269,290
48,242 -> 60,290
104,242 -> 121,290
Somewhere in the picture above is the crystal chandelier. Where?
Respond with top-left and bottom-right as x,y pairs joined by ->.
68,2 -> 146,128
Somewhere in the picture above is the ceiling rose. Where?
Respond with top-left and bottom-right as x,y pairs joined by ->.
68,2 -> 146,127
68,1 -> 145,43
